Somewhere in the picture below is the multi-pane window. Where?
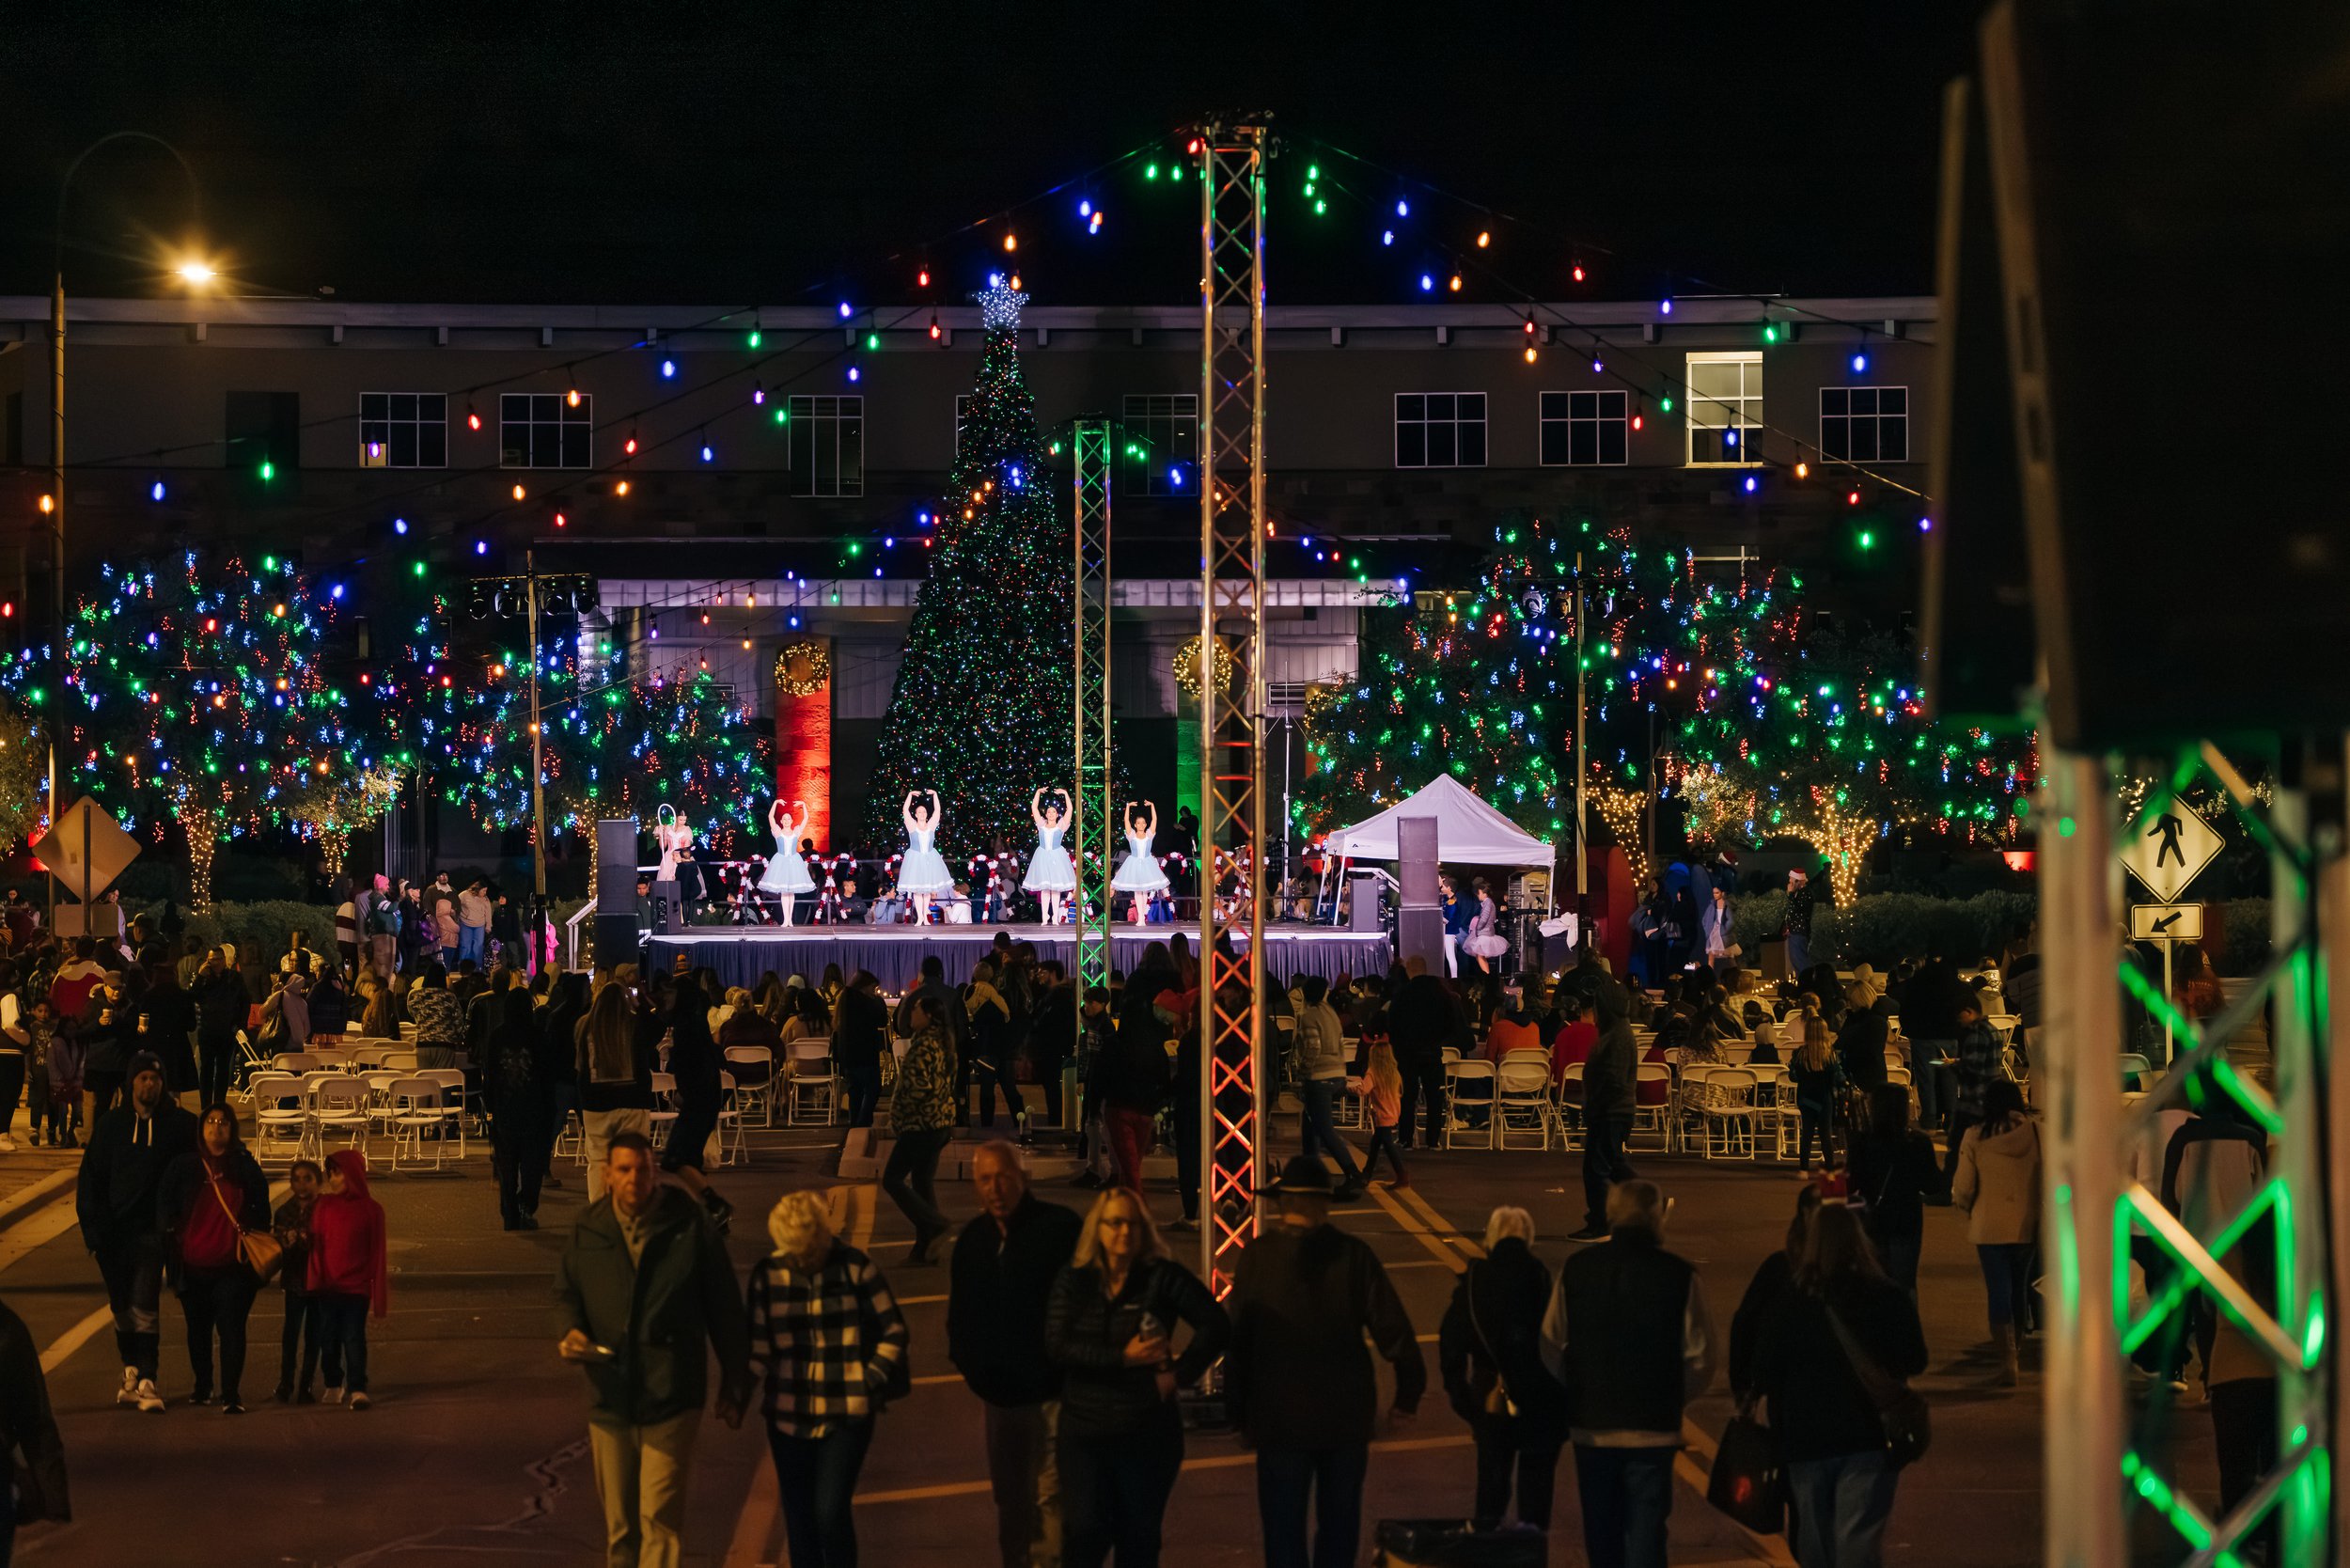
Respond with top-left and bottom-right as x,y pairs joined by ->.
1538,390 -> 1629,466
499,392 -> 591,468
359,393 -> 447,468
786,395 -> 864,497
1395,392 -> 1487,468
1685,353 -> 1762,464
1120,394 -> 1196,495
1820,385 -> 1909,463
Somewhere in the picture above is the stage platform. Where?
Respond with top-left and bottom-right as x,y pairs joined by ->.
646,922 -> 1391,991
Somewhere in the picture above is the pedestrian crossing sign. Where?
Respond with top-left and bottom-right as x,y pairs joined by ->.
2118,794 -> 2222,903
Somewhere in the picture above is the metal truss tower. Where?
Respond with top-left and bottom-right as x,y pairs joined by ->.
2041,745 -> 2341,1568
1071,417 -> 1115,1017
1194,117 -> 1270,1294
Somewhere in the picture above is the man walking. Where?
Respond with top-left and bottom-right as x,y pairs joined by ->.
1292,977 -> 1366,1200
1227,1154 -> 1426,1568
74,1051 -> 196,1413
1568,962 -> 1637,1243
1781,868 -> 1817,977
948,1141 -> 1085,1568
556,1132 -> 749,1568
1543,1180 -> 1716,1568
1387,957 -> 1456,1150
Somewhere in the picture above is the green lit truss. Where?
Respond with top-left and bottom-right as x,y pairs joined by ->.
2103,745 -> 2331,1566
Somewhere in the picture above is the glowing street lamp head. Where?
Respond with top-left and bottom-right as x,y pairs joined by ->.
175,258 -> 218,288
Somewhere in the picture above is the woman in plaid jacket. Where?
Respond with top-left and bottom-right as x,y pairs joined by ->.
739,1188 -> 910,1567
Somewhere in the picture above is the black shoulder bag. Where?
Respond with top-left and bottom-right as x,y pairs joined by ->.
1825,1303 -> 1931,1468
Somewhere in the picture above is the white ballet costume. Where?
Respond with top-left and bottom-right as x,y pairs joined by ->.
897,823 -> 957,894
760,816 -> 817,895
1463,894 -> 1511,959
1024,823 -> 1078,892
1110,828 -> 1170,893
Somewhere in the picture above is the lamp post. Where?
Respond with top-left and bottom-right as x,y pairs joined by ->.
50,131 -> 209,922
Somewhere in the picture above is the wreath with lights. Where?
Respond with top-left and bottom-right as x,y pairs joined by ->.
773,639 -> 831,697
1172,635 -> 1237,701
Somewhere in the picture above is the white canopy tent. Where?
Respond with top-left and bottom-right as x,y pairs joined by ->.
1324,774 -> 1558,915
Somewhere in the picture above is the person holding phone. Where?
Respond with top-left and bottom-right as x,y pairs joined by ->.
1045,1187 -> 1229,1567
556,1131 -> 749,1568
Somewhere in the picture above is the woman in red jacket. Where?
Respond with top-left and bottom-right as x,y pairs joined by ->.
158,1104 -> 271,1412
307,1150 -> 388,1408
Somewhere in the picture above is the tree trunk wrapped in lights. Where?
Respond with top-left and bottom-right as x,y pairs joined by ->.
288,766 -> 402,879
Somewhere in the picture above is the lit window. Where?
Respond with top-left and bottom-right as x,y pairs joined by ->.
1685,352 -> 1762,465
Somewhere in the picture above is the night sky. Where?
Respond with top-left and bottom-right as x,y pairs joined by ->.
3,2 -> 1981,307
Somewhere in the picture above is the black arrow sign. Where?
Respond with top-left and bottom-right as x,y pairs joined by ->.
2154,911 -> 2182,933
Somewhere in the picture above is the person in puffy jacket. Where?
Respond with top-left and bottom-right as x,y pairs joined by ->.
1952,1078 -> 2040,1388
307,1150 -> 388,1406
157,1104 -> 270,1412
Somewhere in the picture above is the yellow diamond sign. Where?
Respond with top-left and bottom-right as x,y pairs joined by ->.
31,796 -> 142,902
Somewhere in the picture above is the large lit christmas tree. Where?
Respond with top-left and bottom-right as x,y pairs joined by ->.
0,553 -> 402,907
863,280 -> 1090,859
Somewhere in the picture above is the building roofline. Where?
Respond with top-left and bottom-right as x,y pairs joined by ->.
0,294 -> 1936,334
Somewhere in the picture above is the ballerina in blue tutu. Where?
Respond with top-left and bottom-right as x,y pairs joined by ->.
758,798 -> 817,927
1023,787 -> 1079,924
896,790 -> 956,927
1109,801 -> 1170,927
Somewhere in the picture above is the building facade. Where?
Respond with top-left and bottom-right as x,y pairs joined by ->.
0,291 -> 1935,866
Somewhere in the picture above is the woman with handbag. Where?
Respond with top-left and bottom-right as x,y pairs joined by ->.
156,1104 -> 273,1414
1437,1206 -> 1567,1529
736,1188 -> 909,1567
1748,1204 -> 1929,1568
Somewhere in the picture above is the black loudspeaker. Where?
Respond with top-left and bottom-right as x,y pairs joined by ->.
1347,872 -> 1386,933
597,819 -> 641,913
1950,0 -> 2350,749
1397,908 -> 1446,976
1396,817 -> 1440,907
593,914 -> 641,969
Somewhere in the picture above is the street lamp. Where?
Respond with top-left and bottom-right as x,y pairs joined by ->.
50,131 -> 207,922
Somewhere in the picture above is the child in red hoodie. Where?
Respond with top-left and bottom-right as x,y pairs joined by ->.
306,1150 -> 387,1408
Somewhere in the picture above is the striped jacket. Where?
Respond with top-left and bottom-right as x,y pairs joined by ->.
745,1241 -> 909,1436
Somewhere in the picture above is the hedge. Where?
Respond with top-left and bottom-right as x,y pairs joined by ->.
1727,889 -> 2035,968
181,901 -> 341,968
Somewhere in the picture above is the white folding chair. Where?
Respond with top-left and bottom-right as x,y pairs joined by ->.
1630,1063 -> 1675,1151
724,1045 -> 777,1129
359,1070 -> 404,1138
785,1042 -> 839,1126
1770,1075 -> 1804,1161
1495,1061 -> 1554,1151
1698,1067 -> 1762,1160
274,1052 -> 321,1074
385,1077 -> 446,1170
649,1072 -> 681,1150
1554,1062 -> 1586,1152
246,1073 -> 313,1164
1444,1060 -> 1497,1150
2116,1052 -> 2155,1091
419,1069 -> 469,1154
312,1076 -> 372,1157
716,1072 -> 748,1167
382,1050 -> 420,1072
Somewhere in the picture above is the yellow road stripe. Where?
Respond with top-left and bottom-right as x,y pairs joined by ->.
1366,1182 -> 1471,1274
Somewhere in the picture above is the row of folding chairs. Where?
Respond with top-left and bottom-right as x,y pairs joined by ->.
245,1070 -> 470,1170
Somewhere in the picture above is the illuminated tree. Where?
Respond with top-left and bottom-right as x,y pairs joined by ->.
0,702 -> 43,854
0,554 -> 397,909
861,281 -> 1100,859
287,766 -> 403,877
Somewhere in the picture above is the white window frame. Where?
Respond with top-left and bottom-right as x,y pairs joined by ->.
358,392 -> 447,469
1120,393 -> 1197,495
498,392 -> 592,469
1684,351 -> 1762,467
1819,384 -> 1910,463
1538,389 -> 1629,467
1393,391 -> 1488,469
785,394 -> 865,497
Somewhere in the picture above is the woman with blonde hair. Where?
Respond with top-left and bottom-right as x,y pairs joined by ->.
739,1188 -> 909,1566
1786,994 -> 1845,1175
1047,1185 -> 1229,1566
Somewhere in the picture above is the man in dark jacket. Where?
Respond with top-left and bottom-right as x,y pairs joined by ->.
949,1141 -> 1086,1568
1570,960 -> 1638,1242
1227,1154 -> 1426,1568
556,1131 -> 749,1568
1897,956 -> 1967,1137
73,1051 -> 196,1413
190,952 -> 248,1107
832,971 -> 891,1128
894,953 -> 969,1059
1543,1180 -> 1716,1568
1386,958 -> 1457,1150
